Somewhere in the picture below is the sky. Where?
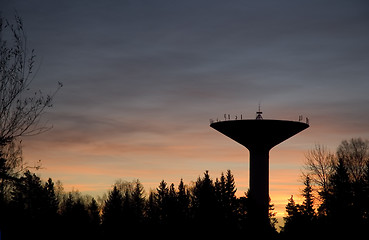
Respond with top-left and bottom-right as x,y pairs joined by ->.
2,0 -> 369,220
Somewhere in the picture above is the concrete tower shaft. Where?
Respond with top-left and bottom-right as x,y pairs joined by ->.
210,117 -> 309,223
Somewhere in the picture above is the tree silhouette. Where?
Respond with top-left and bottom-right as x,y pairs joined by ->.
192,170 -> 220,234
5,139 -> 369,240
0,171 -> 60,239
281,195 -> 302,238
0,15 -> 62,146
236,193 -> 250,233
102,186 -> 124,238
146,190 -> 159,228
131,180 -> 145,226
44,178 -> 59,215
177,178 -> 190,224
326,158 -> 353,231
0,14 -> 61,179
224,170 -> 237,223
363,161 -> 369,225
215,170 -> 238,232
0,140 -> 23,203
215,172 -> 226,219
87,198 -> 101,238
156,179 -> 169,225
295,138 -> 369,238
301,175 -> 315,219
59,192 -> 91,239
167,183 -> 178,224
337,138 -> 369,183
0,16 -> 61,234
281,175 -> 317,238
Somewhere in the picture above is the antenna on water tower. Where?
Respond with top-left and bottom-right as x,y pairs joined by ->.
256,103 -> 263,120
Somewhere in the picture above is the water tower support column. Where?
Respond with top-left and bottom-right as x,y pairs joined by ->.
248,147 -> 270,224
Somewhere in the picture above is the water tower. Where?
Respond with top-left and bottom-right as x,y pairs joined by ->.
210,109 -> 309,226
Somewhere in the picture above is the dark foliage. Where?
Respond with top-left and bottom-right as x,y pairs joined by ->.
2,139 -> 369,239
282,138 -> 369,238
0,14 -> 62,224
0,169 -> 279,239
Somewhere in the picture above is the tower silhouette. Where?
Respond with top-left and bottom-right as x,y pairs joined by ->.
210,110 -> 309,227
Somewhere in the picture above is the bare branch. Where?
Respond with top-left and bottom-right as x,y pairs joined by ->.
0,14 -> 62,146
303,144 -> 336,192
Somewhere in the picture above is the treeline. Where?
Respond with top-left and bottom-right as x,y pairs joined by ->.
1,138 -> 369,239
0,169 -> 277,239
281,138 -> 369,238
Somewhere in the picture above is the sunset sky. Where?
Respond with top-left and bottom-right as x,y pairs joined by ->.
3,0 -> 369,219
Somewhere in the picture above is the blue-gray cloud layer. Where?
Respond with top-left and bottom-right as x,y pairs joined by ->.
3,0 -> 369,146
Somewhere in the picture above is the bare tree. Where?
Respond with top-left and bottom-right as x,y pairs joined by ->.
0,14 -> 62,198
0,14 -> 62,146
304,144 -> 336,193
337,138 -> 369,183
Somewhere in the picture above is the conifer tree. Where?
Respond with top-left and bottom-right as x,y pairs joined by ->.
146,191 -> 159,226
88,198 -> 100,227
167,183 -> 178,223
87,198 -> 101,239
282,176 -> 317,238
177,178 -> 190,223
44,178 -> 59,215
327,158 -> 352,225
131,180 -> 145,224
281,195 -> 303,237
363,162 -> 369,224
12,171 -> 49,220
156,180 -> 169,224
122,189 -> 133,227
9,171 -> 50,238
225,170 -> 237,218
102,186 -> 124,237
285,195 -> 300,220
192,171 -> 218,231
301,175 -> 315,219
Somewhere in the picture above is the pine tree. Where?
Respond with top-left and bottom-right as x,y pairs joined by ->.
282,176 -> 317,239
301,175 -> 315,219
88,198 -> 100,227
146,191 -> 159,226
58,191 -> 90,239
12,171 -> 54,222
10,171 -> 51,239
327,158 -> 352,228
44,178 -> 59,216
281,195 -> 303,237
324,157 -> 369,237
88,198 -> 101,239
284,195 -> 300,220
122,189 -> 133,227
131,180 -> 145,225
225,170 -> 237,218
363,162 -> 369,224
167,183 -> 178,223
177,178 -> 190,223
216,172 -> 226,206
156,180 -> 168,221
328,158 -> 351,216
192,171 -> 218,232
102,186 -> 124,237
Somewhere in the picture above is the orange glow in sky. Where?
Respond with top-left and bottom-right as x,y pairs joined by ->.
23,118 -> 360,221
